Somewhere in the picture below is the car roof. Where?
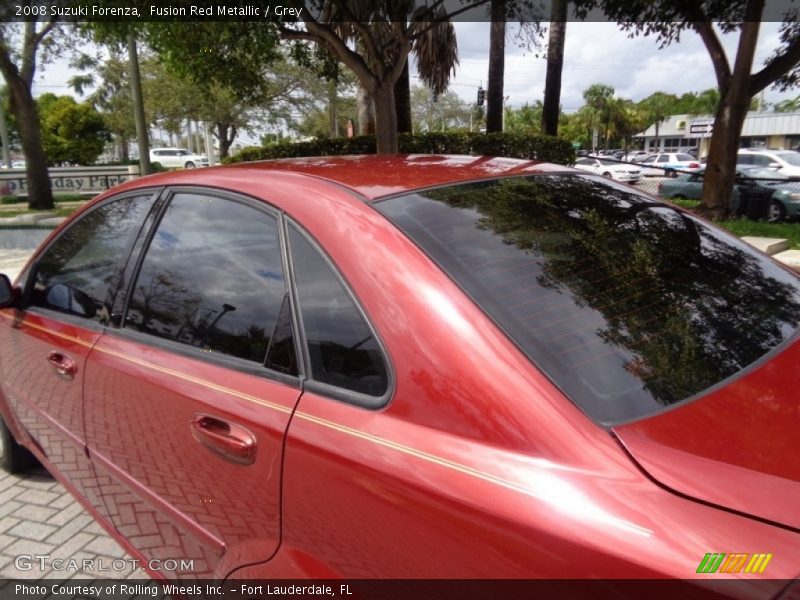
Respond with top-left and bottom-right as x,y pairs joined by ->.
122,154 -> 568,200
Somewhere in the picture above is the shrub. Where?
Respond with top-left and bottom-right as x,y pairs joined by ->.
1,195 -> 23,205
52,193 -> 90,203
226,132 -> 575,166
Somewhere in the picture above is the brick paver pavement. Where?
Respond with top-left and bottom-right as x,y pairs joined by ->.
0,249 -> 151,583
0,466 -> 149,580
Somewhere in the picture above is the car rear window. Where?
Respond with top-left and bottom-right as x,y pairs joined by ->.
375,174 -> 800,424
776,152 -> 800,166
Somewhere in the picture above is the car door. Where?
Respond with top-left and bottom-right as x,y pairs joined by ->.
83,188 -> 302,579
0,191 -> 158,517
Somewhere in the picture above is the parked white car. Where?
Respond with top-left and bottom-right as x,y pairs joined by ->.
737,149 -> 800,177
149,148 -> 209,169
574,157 -> 641,183
625,151 -> 650,163
639,152 -> 701,177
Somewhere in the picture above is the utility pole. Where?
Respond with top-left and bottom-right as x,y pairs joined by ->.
128,31 -> 151,175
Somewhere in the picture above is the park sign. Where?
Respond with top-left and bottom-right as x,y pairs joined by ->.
0,165 -> 140,197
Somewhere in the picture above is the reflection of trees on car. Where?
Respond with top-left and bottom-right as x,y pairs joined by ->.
32,198 -> 152,319
426,175 -> 800,411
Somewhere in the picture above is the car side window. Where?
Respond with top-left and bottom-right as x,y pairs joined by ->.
30,194 -> 156,323
125,193 -> 293,367
656,155 -> 669,163
737,154 -> 753,165
288,224 -> 388,397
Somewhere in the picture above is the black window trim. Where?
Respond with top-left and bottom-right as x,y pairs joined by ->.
108,185 -> 304,390
372,170 -> 580,204
284,217 -> 395,410
107,189 -> 172,327
21,188 -> 165,332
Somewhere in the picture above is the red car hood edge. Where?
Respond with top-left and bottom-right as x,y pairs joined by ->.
612,338 -> 800,531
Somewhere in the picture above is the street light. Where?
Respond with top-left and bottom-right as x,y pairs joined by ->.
199,303 -> 237,348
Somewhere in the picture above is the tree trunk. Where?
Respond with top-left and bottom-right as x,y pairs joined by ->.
328,79 -> 338,138
541,0 -> 567,136
486,0 -> 505,133
356,82 -> 375,136
0,98 -> 11,168
215,123 -> 235,159
7,79 -> 53,210
127,32 -> 152,175
373,83 -> 398,154
394,59 -> 412,134
119,136 -> 129,162
699,18 -> 761,219
653,121 -> 660,153
698,93 -> 751,219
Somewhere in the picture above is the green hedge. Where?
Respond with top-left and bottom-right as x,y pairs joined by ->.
226,132 -> 575,166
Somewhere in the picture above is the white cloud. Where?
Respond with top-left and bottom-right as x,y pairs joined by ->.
444,21 -> 795,111
27,21 -> 797,127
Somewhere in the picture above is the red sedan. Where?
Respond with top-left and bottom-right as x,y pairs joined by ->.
1,155 -> 799,591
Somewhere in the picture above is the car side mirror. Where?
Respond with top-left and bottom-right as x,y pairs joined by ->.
0,274 -> 20,309
45,283 -> 96,318
768,162 -> 781,170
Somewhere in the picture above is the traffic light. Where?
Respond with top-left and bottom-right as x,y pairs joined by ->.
477,87 -> 485,106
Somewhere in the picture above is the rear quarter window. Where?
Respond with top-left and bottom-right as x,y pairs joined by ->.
376,174 -> 800,424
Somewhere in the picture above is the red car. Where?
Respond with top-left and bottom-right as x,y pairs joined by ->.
1,155 -> 799,591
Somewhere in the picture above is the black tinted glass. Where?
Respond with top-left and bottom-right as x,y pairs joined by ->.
32,195 -> 155,322
264,293 -> 299,376
126,193 -> 289,364
377,175 -> 800,423
288,225 -> 388,397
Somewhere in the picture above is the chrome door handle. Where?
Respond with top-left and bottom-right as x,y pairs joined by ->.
47,351 -> 77,380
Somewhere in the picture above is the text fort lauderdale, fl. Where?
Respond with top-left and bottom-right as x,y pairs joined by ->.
151,5 -> 304,17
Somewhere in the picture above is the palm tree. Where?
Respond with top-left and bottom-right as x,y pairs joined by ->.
395,5 -> 459,134
541,0 -> 568,136
583,84 -> 615,150
773,95 -> 800,113
281,1 -> 464,153
486,0 -> 505,133
69,53 -> 137,161
638,92 -> 675,153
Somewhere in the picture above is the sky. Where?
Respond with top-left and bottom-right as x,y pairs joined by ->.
437,21 -> 794,111
27,21 -> 797,143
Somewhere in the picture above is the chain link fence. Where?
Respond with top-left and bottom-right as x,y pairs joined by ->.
575,155 -> 800,222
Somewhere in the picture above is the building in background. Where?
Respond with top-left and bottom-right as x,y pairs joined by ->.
636,112 -> 800,157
